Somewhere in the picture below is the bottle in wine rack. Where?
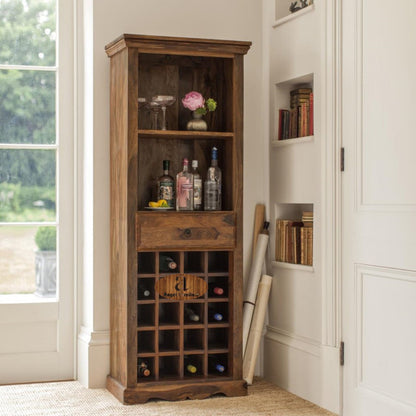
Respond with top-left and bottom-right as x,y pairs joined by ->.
191,159 -> 202,211
204,147 -> 222,211
176,158 -> 194,211
138,284 -> 151,298
157,159 -> 175,208
184,306 -> 200,322
185,362 -> 198,375
159,254 -> 177,272
209,356 -> 226,374
138,360 -> 151,377
209,308 -> 223,322
209,283 -> 225,297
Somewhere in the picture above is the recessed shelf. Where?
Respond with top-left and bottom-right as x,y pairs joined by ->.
271,135 -> 313,147
271,260 -> 314,272
273,3 -> 315,28
273,74 -> 314,142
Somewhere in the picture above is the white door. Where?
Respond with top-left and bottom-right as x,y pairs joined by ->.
0,0 -> 74,383
342,0 -> 416,415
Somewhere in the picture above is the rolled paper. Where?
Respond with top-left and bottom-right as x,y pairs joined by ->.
252,204 -> 266,259
243,274 -> 272,385
243,231 -> 269,354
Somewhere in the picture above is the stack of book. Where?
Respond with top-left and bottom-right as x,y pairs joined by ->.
275,211 -> 313,266
277,87 -> 314,140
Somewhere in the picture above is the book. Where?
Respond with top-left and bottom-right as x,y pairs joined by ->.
309,92 -> 314,135
306,227 -> 313,266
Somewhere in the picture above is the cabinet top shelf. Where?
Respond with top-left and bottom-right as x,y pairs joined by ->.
138,130 -> 234,140
105,34 -> 251,58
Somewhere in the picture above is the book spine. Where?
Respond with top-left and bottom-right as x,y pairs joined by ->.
309,92 -> 314,135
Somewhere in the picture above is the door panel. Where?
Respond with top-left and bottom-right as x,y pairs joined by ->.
0,0 -> 74,384
342,1 -> 416,415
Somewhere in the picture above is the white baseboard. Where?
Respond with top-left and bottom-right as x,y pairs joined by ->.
264,326 -> 340,414
77,326 -> 110,388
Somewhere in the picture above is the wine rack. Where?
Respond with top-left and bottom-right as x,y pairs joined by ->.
106,34 -> 250,404
137,250 -> 232,382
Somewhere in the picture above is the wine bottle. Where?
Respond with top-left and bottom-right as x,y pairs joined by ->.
186,363 -> 197,374
138,284 -> 151,298
209,283 -> 225,297
184,306 -> 200,322
204,147 -> 222,211
159,254 -> 177,272
157,159 -> 175,208
191,160 -> 202,211
138,360 -> 151,377
209,308 -> 223,322
176,158 -> 194,211
209,357 -> 226,374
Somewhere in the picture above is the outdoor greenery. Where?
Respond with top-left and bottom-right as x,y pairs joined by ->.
34,225 -> 56,250
0,0 -> 56,222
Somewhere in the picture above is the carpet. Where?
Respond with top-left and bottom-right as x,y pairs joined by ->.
0,377 -> 336,416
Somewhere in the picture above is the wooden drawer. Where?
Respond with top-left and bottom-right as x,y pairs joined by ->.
136,212 -> 236,250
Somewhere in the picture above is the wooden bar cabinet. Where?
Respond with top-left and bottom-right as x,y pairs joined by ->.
105,34 -> 251,404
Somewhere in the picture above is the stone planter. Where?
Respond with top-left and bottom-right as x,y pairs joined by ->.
35,251 -> 56,297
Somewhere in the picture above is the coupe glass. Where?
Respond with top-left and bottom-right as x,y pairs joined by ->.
146,100 -> 162,130
151,95 -> 176,130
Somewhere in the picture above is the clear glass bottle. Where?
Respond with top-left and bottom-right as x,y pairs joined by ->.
204,147 -> 222,210
176,158 -> 193,211
157,160 -> 174,208
191,160 -> 202,211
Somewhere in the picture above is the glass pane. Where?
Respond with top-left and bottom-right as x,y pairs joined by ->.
0,225 -> 56,296
0,69 -> 56,144
0,0 -> 56,66
0,149 -> 56,222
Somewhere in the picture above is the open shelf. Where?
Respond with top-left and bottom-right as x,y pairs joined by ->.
271,135 -> 313,147
273,2 -> 315,28
273,73 -> 314,143
271,260 -> 314,272
273,203 -> 314,267
138,130 -> 234,140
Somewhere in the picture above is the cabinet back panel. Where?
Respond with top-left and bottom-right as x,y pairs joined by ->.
138,54 -> 232,132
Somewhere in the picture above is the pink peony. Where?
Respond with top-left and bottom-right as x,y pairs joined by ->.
182,91 -> 205,111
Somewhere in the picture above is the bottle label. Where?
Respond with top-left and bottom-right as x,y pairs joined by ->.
177,177 -> 193,208
158,181 -> 174,207
194,178 -> 202,207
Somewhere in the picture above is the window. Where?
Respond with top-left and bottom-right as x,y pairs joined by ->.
0,0 -> 58,296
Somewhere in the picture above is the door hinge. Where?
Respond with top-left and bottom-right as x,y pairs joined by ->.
340,341 -> 345,366
340,147 -> 345,172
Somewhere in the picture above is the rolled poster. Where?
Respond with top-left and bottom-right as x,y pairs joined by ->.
243,274 -> 272,385
242,222 -> 269,354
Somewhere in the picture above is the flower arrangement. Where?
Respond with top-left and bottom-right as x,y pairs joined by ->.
181,91 -> 217,115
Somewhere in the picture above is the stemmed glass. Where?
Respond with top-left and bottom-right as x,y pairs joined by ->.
146,100 -> 162,130
151,95 -> 176,130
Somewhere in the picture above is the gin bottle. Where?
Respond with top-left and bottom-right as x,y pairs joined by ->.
204,147 -> 222,210
191,160 -> 202,211
176,158 -> 194,211
157,160 -> 174,208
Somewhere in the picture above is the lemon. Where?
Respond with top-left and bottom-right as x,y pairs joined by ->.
157,199 -> 168,207
148,201 -> 159,207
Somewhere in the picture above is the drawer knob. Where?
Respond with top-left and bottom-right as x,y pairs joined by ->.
183,228 -> 192,238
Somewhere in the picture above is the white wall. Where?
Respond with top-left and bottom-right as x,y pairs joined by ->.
77,0 -> 266,387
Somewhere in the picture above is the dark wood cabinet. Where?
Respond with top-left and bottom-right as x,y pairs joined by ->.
105,34 -> 250,404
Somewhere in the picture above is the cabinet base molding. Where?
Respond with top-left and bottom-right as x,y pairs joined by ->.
107,376 -> 247,404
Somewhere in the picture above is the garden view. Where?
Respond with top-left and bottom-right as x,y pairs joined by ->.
0,0 -> 57,294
